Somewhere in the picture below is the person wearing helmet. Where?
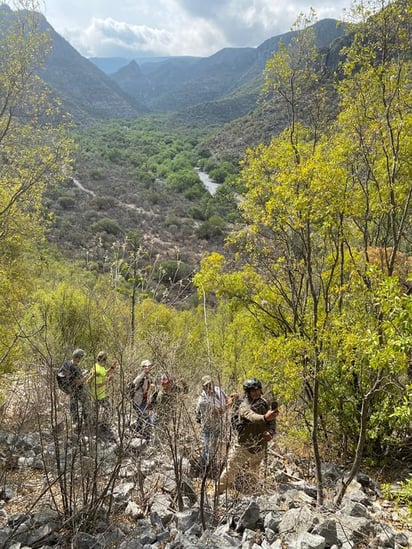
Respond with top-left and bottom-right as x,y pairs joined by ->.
218,377 -> 279,494
57,348 -> 92,432
89,351 -> 118,441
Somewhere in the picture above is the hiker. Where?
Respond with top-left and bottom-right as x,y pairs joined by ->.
218,377 -> 279,494
195,375 -> 232,470
153,374 -> 188,428
154,374 -> 177,420
148,374 -> 179,444
130,359 -> 154,438
89,351 -> 118,441
57,348 -> 92,431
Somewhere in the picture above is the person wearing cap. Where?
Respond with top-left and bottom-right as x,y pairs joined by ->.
149,373 -> 177,444
89,351 -> 118,441
130,359 -> 154,437
195,375 -> 230,471
218,377 -> 279,495
59,348 -> 92,430
154,373 -> 187,423
154,374 -> 174,419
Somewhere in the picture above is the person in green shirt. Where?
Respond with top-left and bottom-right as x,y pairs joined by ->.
90,351 -> 118,441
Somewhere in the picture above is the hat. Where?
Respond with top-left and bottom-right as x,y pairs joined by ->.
201,375 -> 212,387
97,351 -> 107,362
141,359 -> 153,368
161,374 -> 170,384
72,348 -> 85,359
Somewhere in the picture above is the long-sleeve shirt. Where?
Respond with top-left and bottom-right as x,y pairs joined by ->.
237,396 -> 276,453
196,386 -> 227,431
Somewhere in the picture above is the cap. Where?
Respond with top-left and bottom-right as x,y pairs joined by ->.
201,375 -> 212,387
97,351 -> 107,362
161,374 -> 170,384
141,359 -> 153,368
72,348 -> 86,359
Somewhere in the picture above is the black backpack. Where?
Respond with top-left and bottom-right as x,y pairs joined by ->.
56,364 -> 72,394
126,377 -> 144,400
195,407 -> 202,424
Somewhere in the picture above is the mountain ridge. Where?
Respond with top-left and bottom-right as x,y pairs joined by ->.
106,19 -> 346,116
37,14 -> 148,121
13,6 -> 346,126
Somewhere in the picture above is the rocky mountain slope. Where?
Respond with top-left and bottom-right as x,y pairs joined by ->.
107,19 -> 346,119
36,15 -> 147,121
0,5 -> 145,123
2,4 -> 347,127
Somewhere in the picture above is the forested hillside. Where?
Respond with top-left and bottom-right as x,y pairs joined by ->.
0,0 -> 412,544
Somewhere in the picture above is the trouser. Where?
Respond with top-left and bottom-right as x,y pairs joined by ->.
218,443 -> 265,493
133,402 -> 152,438
95,397 -> 113,438
201,428 -> 221,467
70,388 -> 92,431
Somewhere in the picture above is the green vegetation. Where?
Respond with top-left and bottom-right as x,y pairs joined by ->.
382,477 -> 412,519
0,0 -> 74,373
195,1 -> 412,505
45,116 -> 240,264
1,0 -> 412,530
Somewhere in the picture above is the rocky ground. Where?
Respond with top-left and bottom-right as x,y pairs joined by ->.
0,422 -> 411,549
0,371 -> 411,548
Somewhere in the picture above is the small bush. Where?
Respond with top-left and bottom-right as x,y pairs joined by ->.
381,477 -> 412,520
91,196 -> 117,210
188,206 -> 205,221
91,218 -> 122,236
90,168 -> 104,180
58,196 -> 76,210
195,215 -> 225,240
156,260 -> 193,283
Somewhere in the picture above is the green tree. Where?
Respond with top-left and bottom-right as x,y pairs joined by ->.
195,1 -> 412,505
0,1 -> 73,372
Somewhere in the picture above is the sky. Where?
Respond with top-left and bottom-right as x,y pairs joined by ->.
40,0 -> 354,59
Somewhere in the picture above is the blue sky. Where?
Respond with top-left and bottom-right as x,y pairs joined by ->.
41,0 -> 354,59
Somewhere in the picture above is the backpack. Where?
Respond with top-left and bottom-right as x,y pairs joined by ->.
56,364 -> 73,394
126,381 -> 136,399
195,407 -> 202,424
126,377 -> 144,400
230,397 -> 245,433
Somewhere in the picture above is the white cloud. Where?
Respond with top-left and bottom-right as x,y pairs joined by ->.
64,16 -> 227,58
70,18 -> 174,57
44,0 -> 352,59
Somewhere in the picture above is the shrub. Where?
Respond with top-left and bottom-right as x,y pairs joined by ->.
90,168 -> 104,180
58,196 -> 76,210
91,196 -> 117,210
156,260 -> 194,283
188,206 -> 205,221
195,215 -> 225,239
91,218 -> 122,236
209,166 -> 227,184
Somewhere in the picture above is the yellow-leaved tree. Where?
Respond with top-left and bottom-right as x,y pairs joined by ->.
195,0 -> 412,505
0,0 -> 74,372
